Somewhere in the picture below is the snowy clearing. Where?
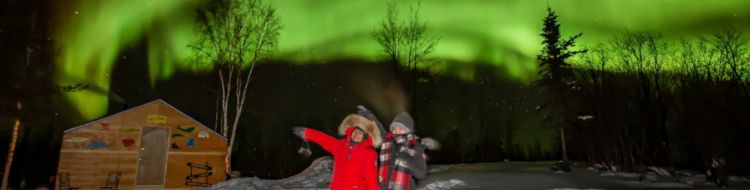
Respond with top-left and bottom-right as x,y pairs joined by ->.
208,159 -> 750,190
416,179 -> 466,190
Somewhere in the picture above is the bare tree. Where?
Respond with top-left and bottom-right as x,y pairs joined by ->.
373,0 -> 438,113
2,0 -> 43,188
1,7 -> 85,187
609,31 -> 676,168
708,29 -> 749,95
576,45 -> 612,164
2,102 -> 21,190
190,0 -> 281,173
373,1 -> 437,71
565,31 -> 750,173
373,1 -> 402,70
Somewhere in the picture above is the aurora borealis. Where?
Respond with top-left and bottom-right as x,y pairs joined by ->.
53,0 -> 750,119
4,0 -> 750,184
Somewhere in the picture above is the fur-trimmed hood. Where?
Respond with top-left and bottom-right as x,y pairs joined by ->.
338,114 -> 382,148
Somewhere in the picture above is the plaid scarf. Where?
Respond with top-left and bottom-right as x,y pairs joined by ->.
378,134 -> 427,190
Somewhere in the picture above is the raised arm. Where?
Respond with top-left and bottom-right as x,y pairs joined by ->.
303,128 -> 343,155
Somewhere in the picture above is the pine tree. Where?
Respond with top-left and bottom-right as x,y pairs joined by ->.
536,7 -> 586,162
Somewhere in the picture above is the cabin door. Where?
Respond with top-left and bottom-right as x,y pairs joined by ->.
136,126 -> 169,187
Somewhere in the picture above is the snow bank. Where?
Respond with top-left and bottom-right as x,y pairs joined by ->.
428,165 -> 455,174
208,157 -> 466,190
646,166 -> 671,177
599,172 -> 638,178
416,179 -> 466,190
627,181 -> 692,188
730,176 -> 750,183
205,174 -> 333,190
678,175 -> 708,186
207,157 -> 333,190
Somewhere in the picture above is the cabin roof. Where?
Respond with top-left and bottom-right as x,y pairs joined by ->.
64,99 -> 228,141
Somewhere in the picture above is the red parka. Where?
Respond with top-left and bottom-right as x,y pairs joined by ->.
304,127 -> 379,190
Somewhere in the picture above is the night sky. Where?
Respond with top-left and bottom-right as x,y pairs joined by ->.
51,0 -> 750,119
4,0 -> 750,185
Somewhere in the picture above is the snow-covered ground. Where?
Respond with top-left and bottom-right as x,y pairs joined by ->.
418,161 -> 750,190
207,159 -> 750,190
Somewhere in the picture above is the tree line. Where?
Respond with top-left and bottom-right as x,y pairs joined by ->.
539,7 -> 750,173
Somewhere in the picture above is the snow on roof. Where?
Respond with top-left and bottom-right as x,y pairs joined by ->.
64,99 -> 228,141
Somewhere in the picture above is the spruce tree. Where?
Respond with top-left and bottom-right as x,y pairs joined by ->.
536,7 -> 586,162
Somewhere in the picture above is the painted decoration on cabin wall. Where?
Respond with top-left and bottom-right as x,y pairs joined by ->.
186,162 -> 213,187
65,136 -> 89,143
171,136 -> 183,150
121,138 -> 135,148
171,125 -> 203,150
186,138 -> 196,148
64,128 -> 141,150
198,131 -> 209,139
177,125 -> 195,133
147,114 -> 167,124
171,138 -> 183,150
87,140 -> 108,149
100,122 -> 110,131
65,136 -> 91,149
119,127 -> 139,133
169,124 -> 222,150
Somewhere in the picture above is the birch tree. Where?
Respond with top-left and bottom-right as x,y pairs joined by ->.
190,0 -> 281,173
373,0 -> 438,113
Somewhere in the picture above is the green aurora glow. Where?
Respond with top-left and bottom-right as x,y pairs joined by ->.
53,0 -> 750,119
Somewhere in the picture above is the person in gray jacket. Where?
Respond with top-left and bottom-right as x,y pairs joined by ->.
377,112 -> 439,190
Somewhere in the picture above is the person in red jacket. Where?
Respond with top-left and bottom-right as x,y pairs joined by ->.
293,114 -> 382,190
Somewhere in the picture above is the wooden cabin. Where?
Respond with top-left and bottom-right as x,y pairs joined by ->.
56,99 -> 227,189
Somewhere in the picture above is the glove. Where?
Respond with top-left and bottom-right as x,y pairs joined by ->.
298,147 -> 312,156
421,137 -> 440,150
356,105 -> 387,138
292,127 -> 306,140
356,105 -> 376,120
356,105 -> 369,113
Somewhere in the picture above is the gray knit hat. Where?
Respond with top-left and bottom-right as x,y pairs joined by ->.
389,112 -> 414,133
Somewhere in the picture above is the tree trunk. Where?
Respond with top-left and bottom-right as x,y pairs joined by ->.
1,101 -> 21,190
225,28 -> 266,173
214,90 -> 220,132
217,67 -> 233,174
505,106 -> 515,159
561,126 -> 568,162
